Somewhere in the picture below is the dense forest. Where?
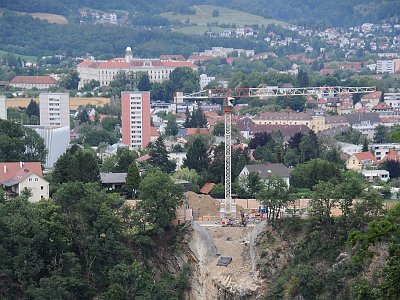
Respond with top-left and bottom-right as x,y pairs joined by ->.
0,12 -> 267,58
1,0 -> 399,28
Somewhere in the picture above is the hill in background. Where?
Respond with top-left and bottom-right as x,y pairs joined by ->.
1,0 -> 399,28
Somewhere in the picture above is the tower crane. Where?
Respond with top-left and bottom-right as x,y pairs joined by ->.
174,85 -> 376,219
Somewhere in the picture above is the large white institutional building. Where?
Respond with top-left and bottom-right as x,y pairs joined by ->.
77,47 -> 197,89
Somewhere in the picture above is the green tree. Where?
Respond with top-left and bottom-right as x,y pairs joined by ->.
115,147 -> 138,172
206,143 -> 225,183
74,149 -> 100,183
23,127 -> 47,163
165,118 -> 179,137
138,171 -> 183,229
101,154 -> 118,172
362,137 -> 369,152
297,70 -> 310,87
26,99 -> 39,118
183,135 -> 209,173
169,67 -> 200,93
310,181 -> 338,231
101,117 -> 118,132
102,262 -> 153,299
237,171 -> 263,199
0,119 -> 27,161
148,137 -> 176,173
188,107 -> 207,128
183,106 -> 191,128
59,70 -> 80,90
173,167 -> 202,190
137,73 -> 152,91
258,176 -> 291,225
290,159 -> 342,189
125,163 -> 141,198
381,160 -> 400,179
374,125 -> 389,143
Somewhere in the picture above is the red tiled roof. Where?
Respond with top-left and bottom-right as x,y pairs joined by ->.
10,76 -> 57,84
382,148 -> 400,161
362,91 -> 382,100
0,162 -> 43,183
354,151 -> 377,163
136,154 -> 151,162
380,117 -> 400,123
382,148 -> 400,162
372,102 -> 391,110
77,60 -> 94,67
186,128 -> 209,135
159,55 -> 185,61
188,55 -> 214,62
150,126 -> 160,137
160,61 -> 196,67
199,182 -> 215,194
320,69 -> 335,75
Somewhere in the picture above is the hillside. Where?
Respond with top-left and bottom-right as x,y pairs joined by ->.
1,0 -> 399,28
205,0 -> 400,28
162,5 -> 283,35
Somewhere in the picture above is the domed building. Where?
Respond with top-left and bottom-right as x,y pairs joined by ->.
77,47 -> 197,89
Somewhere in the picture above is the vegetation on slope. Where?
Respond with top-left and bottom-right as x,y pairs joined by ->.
1,0 -> 399,28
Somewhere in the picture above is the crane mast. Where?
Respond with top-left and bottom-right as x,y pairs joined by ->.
174,85 -> 376,220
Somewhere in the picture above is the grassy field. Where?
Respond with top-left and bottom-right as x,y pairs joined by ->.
6,97 -> 110,110
0,50 -> 37,63
174,25 -> 225,35
162,5 -> 283,35
29,13 -> 68,24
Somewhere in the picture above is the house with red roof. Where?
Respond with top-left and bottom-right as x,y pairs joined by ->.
0,162 -> 49,202
346,151 -> 377,171
150,126 -> 160,142
371,102 -> 393,114
381,148 -> 400,162
10,76 -> 58,90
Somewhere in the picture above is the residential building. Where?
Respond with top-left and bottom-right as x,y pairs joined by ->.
39,93 -> 70,127
200,74 -> 216,89
9,76 -> 58,89
337,142 -> 363,156
361,169 -> 390,182
100,172 -> 127,191
369,143 -> 400,161
0,162 -> 49,202
344,112 -> 382,139
239,163 -> 291,187
121,91 -> 151,150
385,93 -> 400,110
346,151 -> 377,171
252,112 -> 348,132
236,117 -> 310,140
77,47 -> 197,88
377,60 -> 395,74
0,95 -> 6,120
379,147 -> 400,162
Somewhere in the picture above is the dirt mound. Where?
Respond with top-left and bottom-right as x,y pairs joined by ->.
186,191 -> 220,217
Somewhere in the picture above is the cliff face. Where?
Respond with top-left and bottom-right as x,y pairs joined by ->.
150,222 -> 288,300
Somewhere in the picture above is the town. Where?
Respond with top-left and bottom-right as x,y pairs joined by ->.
1,1 -> 400,299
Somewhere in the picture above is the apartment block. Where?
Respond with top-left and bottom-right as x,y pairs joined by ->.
0,95 -> 6,120
377,60 -> 395,73
39,93 -> 70,127
121,91 -> 151,149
